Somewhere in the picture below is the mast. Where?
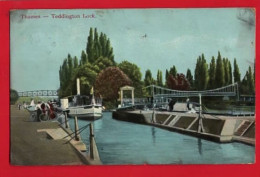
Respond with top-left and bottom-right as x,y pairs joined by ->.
77,78 -> 80,95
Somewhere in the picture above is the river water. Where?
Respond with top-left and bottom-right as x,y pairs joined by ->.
68,112 -> 255,165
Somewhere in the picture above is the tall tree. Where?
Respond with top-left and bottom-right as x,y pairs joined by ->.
186,68 -> 193,89
157,70 -> 163,86
233,58 -> 241,83
247,66 -> 255,94
86,27 -> 94,63
93,28 -> 101,60
200,54 -> 209,90
208,56 -> 216,89
228,60 -> 233,84
194,56 -> 202,90
80,50 -> 87,65
194,54 -> 208,90
144,69 -> 154,86
215,51 -> 225,88
169,66 -> 177,77
73,56 -> 79,69
223,58 -> 230,86
165,69 -> 169,85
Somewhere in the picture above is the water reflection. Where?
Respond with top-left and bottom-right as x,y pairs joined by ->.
198,138 -> 202,155
151,127 -> 156,145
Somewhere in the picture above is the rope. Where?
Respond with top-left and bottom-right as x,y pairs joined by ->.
64,123 -> 91,143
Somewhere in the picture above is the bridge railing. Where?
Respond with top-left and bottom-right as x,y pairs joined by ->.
145,83 -> 239,98
18,90 -> 58,97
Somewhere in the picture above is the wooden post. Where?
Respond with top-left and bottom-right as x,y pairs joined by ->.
64,111 -> 69,128
74,116 -> 80,141
198,94 -> 202,133
89,123 -> 94,159
132,89 -> 134,105
120,89 -> 123,106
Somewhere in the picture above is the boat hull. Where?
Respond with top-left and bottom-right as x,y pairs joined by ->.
68,106 -> 103,120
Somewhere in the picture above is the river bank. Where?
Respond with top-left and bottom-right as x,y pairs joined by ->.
10,105 -> 101,165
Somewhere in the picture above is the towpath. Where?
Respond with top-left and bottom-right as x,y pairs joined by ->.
10,105 -> 85,165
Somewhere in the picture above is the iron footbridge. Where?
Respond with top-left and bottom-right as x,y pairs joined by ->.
18,90 -> 58,97
145,83 -> 239,99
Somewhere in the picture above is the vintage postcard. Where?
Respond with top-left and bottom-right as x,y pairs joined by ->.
10,8 -> 255,165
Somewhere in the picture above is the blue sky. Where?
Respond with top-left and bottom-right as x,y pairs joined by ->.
10,8 -> 255,92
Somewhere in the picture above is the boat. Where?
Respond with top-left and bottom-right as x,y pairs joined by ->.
61,94 -> 103,120
60,78 -> 103,120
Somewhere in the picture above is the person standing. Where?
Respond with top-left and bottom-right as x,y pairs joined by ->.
186,98 -> 190,111
35,101 -> 42,122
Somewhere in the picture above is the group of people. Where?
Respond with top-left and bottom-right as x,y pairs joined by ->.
34,100 -> 56,122
17,102 -> 28,110
168,98 -> 191,112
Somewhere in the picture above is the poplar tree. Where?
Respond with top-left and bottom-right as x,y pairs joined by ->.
200,53 -> 209,90
208,56 -> 216,89
86,28 -> 94,63
81,50 -> 87,65
156,70 -> 163,86
194,56 -> 202,90
73,56 -> 79,69
144,69 -> 154,86
215,51 -> 225,87
194,54 -> 208,90
223,58 -> 230,86
247,66 -> 254,94
233,58 -> 241,83
228,60 -> 233,84
186,68 -> 193,88
169,65 -> 177,77
93,28 -> 101,60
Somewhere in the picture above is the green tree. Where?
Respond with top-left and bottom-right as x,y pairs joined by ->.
68,54 -> 73,73
215,51 -> 225,88
200,54 -> 209,90
73,56 -> 79,69
194,54 -> 208,90
86,28 -> 94,63
144,69 -> 154,86
247,66 -> 255,94
80,50 -> 87,65
186,68 -> 193,88
118,60 -> 143,97
165,69 -> 169,85
169,66 -> 177,77
10,89 -> 19,105
86,28 -> 114,64
233,58 -> 241,83
228,60 -> 233,84
223,58 -> 231,86
93,28 -> 101,60
71,63 -> 99,95
94,56 -> 116,72
156,70 -> 163,86
240,67 -> 254,95
208,56 -> 216,89
194,56 -> 202,90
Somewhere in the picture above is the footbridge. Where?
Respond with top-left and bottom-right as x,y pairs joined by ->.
146,83 -> 239,99
18,90 -> 58,97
